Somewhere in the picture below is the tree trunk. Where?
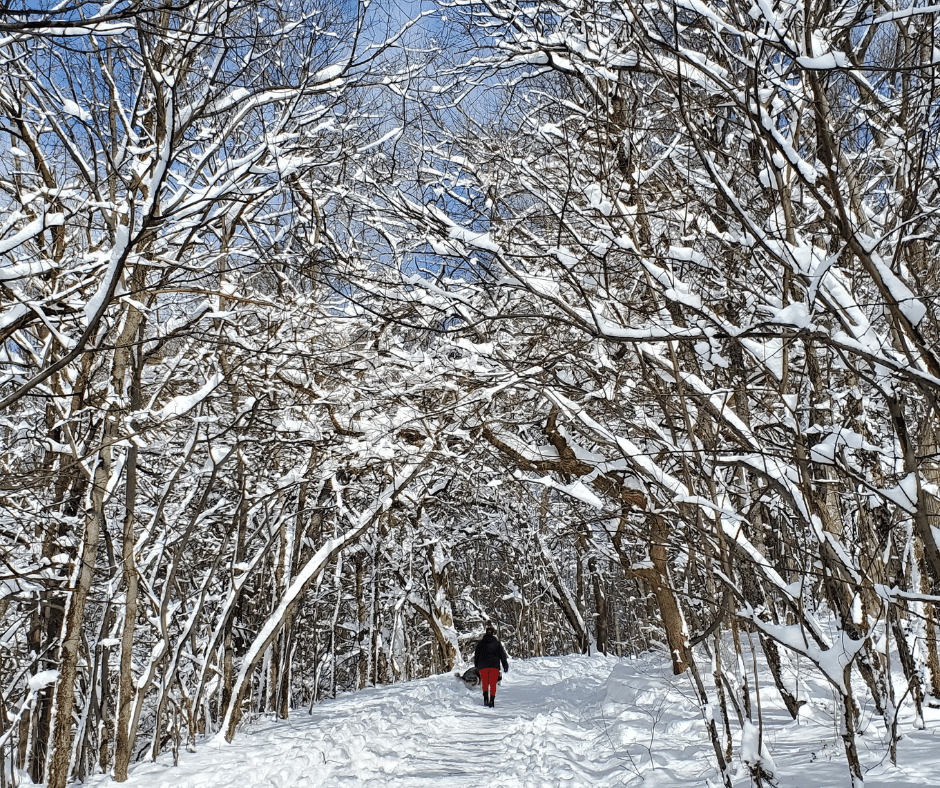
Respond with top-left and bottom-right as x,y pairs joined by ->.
588,556 -> 608,655
46,451 -> 107,788
113,446 -> 139,781
637,515 -> 690,675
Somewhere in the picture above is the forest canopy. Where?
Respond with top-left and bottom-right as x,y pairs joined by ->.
1,1 -> 939,786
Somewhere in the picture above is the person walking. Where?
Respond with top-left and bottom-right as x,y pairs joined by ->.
474,626 -> 509,708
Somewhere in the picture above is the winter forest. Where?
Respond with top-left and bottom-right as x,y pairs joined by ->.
1,0 -> 939,785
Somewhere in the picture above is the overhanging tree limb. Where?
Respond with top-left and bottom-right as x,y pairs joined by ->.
218,446 -> 434,742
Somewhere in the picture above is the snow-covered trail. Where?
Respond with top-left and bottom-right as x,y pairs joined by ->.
87,653 -> 940,788
96,655 -> 682,788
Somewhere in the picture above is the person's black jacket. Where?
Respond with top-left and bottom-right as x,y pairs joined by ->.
474,633 -> 509,672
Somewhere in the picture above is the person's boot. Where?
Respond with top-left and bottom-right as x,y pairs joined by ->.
489,695 -> 495,708
483,691 -> 490,707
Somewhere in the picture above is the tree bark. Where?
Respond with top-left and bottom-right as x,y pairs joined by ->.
113,446 -> 139,780
45,452 -> 107,788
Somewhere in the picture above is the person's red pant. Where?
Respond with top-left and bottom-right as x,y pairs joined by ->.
479,668 -> 500,696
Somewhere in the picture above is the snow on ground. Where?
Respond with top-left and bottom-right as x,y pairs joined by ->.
87,653 -> 940,787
